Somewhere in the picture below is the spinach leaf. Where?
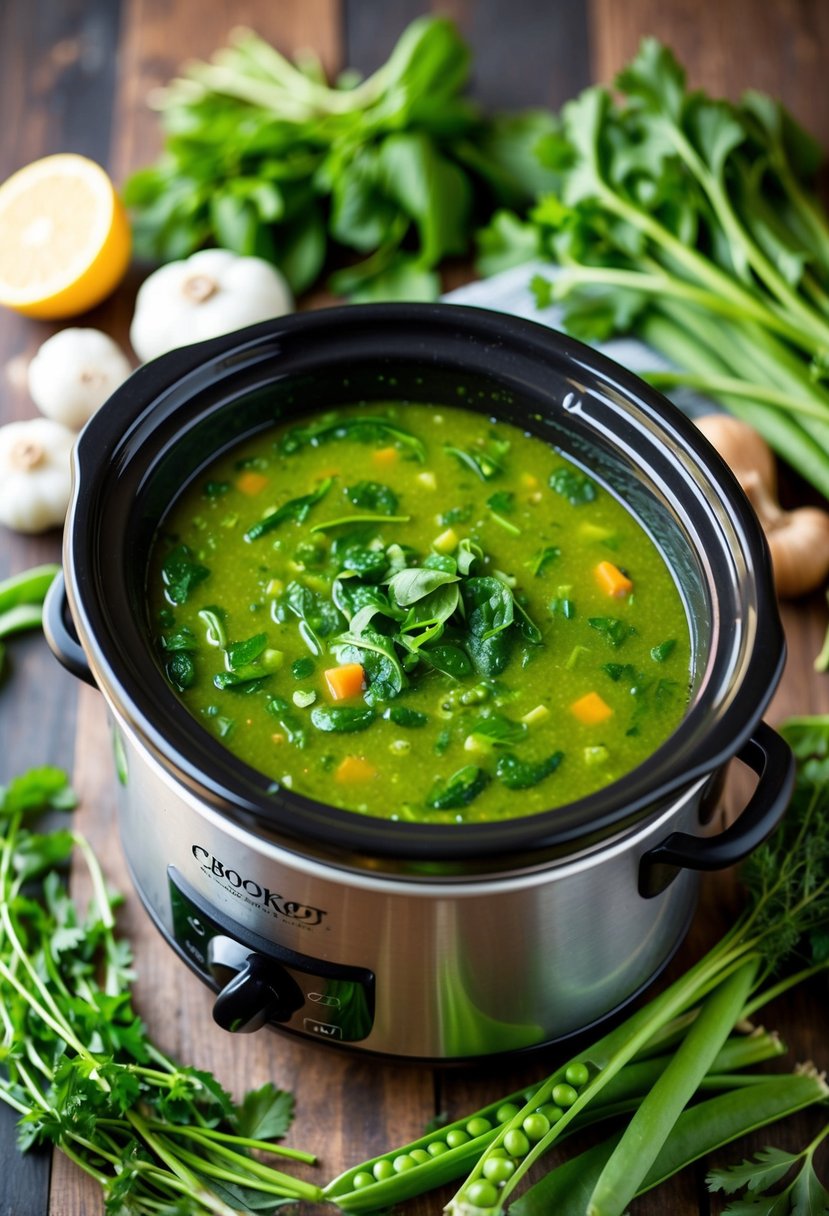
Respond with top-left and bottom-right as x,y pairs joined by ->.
467,714 -> 528,749
463,576 -> 514,640
159,627 -> 197,653
486,490 -> 515,513
266,696 -> 308,747
278,416 -> 425,462
399,584 -> 460,649
345,481 -> 399,515
225,633 -> 268,669
244,478 -> 333,542
423,553 -> 457,574
334,631 -> 406,703
339,544 -> 389,582
651,639 -> 677,662
589,617 -> 636,648
549,467 -> 597,505
456,538 -> 483,575
383,706 -> 428,728
426,764 -> 489,810
464,629 -> 512,677
496,751 -> 564,790
310,706 -> 375,733
165,651 -> 196,692
161,545 -> 210,605
549,595 -> 576,619
282,580 -> 344,656
388,566 -> 459,606
529,546 -> 561,576
439,504 -> 473,526
444,435 -> 510,481
421,643 -> 473,679
213,670 -> 269,691
291,657 -> 315,680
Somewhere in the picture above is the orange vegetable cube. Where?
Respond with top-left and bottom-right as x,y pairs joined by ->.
335,755 -> 377,783
595,560 -> 633,598
570,691 -> 613,725
372,446 -> 399,465
324,663 -> 365,701
237,471 -> 269,496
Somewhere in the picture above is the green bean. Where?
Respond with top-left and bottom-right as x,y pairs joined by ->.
0,564 -> 59,615
0,604 -> 44,640
586,958 -> 758,1216
509,1072 -> 829,1216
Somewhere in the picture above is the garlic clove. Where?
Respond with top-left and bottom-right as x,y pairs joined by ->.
0,417 -> 75,533
28,328 -> 132,430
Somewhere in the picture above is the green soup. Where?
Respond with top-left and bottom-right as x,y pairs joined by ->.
147,402 -> 692,823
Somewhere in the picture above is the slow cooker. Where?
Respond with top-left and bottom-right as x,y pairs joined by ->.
45,304 -> 793,1061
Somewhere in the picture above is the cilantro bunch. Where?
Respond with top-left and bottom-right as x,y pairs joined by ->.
125,17 -> 556,300
480,39 -> 829,500
0,768 -> 322,1215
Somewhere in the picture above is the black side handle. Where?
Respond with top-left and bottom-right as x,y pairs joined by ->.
43,571 -> 95,687
639,721 -> 794,898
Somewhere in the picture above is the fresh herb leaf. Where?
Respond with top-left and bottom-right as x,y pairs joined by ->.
487,490 -> 515,513
291,656 -> 316,680
345,481 -> 399,515
549,467 -> 597,505
310,705 -> 375,733
530,546 -> 561,576
426,764 -> 489,810
225,633 -> 268,669
232,1083 -> 294,1140
651,639 -> 677,662
445,436 -> 510,481
496,750 -> 564,789
244,478 -> 333,542
161,545 -> 210,605
588,616 -> 636,648
467,713 -> 528,749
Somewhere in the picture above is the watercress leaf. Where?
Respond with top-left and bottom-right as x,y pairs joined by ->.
346,480 -> 399,515
389,566 -> 460,606
496,750 -> 564,790
427,764 -> 489,810
310,706 -> 375,733
243,478 -> 333,542
161,544 -> 210,605
232,1083 -> 294,1140
549,467 -> 597,505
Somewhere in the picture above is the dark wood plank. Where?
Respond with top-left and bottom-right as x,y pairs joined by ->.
0,1 -> 125,1210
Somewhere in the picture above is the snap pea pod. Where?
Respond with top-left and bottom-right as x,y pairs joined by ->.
509,1072 -> 829,1216
0,563 -> 60,615
0,604 -> 44,639
324,1031 -> 782,1212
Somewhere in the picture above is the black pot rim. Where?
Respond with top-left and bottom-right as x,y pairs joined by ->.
62,302 -> 784,871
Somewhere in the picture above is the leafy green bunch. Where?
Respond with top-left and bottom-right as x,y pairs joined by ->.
0,768 -> 322,1215
479,38 -> 829,499
125,17 -> 556,300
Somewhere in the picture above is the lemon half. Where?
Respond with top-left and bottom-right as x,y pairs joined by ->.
0,153 -> 131,319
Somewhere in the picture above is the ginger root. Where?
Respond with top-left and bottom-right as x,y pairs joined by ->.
695,414 -> 829,599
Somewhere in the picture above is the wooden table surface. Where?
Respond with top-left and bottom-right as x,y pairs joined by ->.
1,2 -> 828,1214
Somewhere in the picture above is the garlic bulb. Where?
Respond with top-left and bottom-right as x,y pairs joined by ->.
130,249 -> 293,363
28,328 -> 132,430
0,418 -> 75,533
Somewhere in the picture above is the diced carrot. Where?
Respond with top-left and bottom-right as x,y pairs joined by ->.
324,663 -> 365,701
237,471 -> 269,496
595,560 -> 633,598
373,445 -> 399,465
570,691 -> 613,725
335,755 -> 377,783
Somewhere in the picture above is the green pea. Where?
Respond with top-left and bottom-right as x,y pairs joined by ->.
410,1148 -> 431,1164
565,1061 -> 590,1087
483,1156 -> 516,1183
446,1128 -> 471,1148
466,1116 -> 493,1137
551,1082 -> 578,1108
538,1103 -> 564,1123
393,1154 -> 416,1173
496,1102 -> 520,1123
372,1159 -> 394,1181
522,1112 -> 550,1142
503,1128 -> 530,1158
352,1172 -> 374,1189
488,1147 -> 508,1158
465,1180 -> 499,1208
427,1140 -> 448,1157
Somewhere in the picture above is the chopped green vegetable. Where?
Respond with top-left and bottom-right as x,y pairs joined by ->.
310,705 -> 375,733
243,477 -> 333,541
495,750 -> 563,789
427,764 -> 489,809
160,544 -> 210,604
549,467 -> 597,505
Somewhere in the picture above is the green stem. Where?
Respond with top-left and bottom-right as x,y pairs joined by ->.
642,369 -> 829,422
0,955 -> 92,1062
126,1113 -> 239,1216
171,1140 -> 323,1201
148,1121 -> 316,1163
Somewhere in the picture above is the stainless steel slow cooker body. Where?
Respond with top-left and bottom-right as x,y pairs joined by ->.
47,304 -> 793,1061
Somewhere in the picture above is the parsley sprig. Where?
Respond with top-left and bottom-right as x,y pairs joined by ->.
0,768 -> 321,1214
